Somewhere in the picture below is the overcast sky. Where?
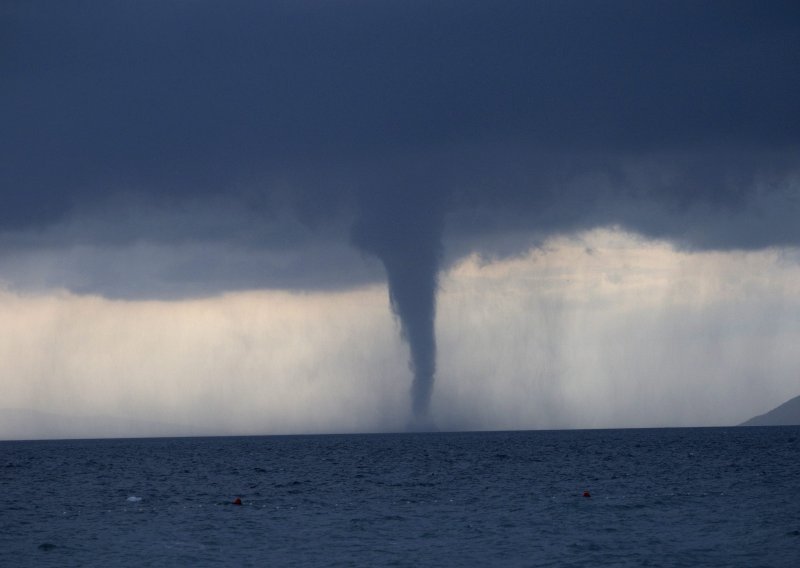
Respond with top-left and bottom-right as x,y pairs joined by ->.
2,1 -> 799,437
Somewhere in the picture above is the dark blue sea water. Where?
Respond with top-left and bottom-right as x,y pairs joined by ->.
2,427 -> 799,566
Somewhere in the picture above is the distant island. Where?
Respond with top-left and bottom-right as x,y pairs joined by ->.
740,394 -> 800,426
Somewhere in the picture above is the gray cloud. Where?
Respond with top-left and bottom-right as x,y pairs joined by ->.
3,1 -> 798,266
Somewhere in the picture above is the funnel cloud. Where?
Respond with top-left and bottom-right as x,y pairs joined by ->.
353,181 -> 446,422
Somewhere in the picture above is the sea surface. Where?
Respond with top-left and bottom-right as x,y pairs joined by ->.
1,427 -> 799,566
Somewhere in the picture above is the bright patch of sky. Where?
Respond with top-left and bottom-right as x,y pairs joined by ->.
3,230 -> 798,439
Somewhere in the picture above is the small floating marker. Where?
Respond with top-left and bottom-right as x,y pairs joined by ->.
582,490 -> 591,498
233,497 -> 242,505
38,543 -> 57,552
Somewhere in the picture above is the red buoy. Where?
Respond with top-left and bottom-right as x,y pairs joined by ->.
582,490 -> 591,498
233,497 -> 242,505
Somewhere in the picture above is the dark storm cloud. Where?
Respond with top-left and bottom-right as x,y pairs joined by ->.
2,0 -> 798,246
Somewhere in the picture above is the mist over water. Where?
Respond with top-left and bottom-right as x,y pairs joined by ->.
3,230 -> 800,439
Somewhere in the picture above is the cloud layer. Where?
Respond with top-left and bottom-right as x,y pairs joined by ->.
2,2 -> 799,296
